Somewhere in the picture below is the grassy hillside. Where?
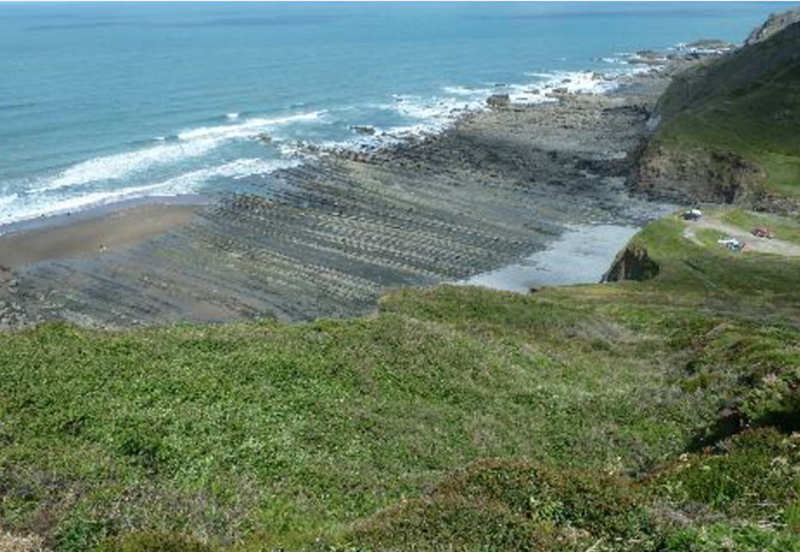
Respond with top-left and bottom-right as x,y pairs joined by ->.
2,213 -> 800,552
636,18 -> 800,208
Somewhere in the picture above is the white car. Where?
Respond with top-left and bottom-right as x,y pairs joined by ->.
718,238 -> 745,252
682,209 -> 703,221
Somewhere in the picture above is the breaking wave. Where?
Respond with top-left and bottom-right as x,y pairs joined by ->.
1,158 -> 299,225
28,110 -> 325,194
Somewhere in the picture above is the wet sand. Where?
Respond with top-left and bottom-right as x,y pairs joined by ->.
0,204 -> 199,267
464,223 -> 660,292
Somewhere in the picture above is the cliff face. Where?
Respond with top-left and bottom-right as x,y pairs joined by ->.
602,242 -> 659,283
633,11 -> 800,213
634,146 -> 764,204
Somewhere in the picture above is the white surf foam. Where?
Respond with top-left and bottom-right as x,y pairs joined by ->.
25,110 -> 323,195
393,96 -> 478,121
35,139 -> 221,193
3,158 -> 298,225
3,183 -> 187,225
441,85 -> 494,97
0,194 -> 19,210
177,111 -> 325,142
526,70 -> 620,95
326,66 -> 636,155
600,57 -> 628,65
377,95 -> 484,140
442,71 -> 615,106
153,158 -> 300,190
297,59 -> 656,161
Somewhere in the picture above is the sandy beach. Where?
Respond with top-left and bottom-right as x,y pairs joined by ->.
0,203 -> 199,267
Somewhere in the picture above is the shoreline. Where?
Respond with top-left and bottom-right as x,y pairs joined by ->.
0,194 -> 208,238
0,46 -> 714,328
0,56 -> 669,235
0,43 -> 700,245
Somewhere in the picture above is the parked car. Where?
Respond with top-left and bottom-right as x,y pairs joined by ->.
682,209 -> 703,221
751,227 -> 773,239
717,238 -> 747,253
718,237 -> 746,252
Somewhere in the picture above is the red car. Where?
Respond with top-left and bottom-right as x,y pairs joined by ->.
751,228 -> 773,239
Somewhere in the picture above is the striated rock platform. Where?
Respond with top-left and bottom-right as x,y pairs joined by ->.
0,88 -> 670,327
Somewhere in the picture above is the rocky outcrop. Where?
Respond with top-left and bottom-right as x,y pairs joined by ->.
602,243 -> 659,283
685,39 -> 734,52
634,144 -> 764,204
745,8 -> 800,45
630,50 -> 669,66
486,94 -> 510,109
350,125 -> 376,135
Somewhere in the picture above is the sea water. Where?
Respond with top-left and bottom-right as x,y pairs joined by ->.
0,2 -> 784,225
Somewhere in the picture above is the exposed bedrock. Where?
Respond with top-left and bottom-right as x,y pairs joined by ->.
602,243 -> 659,283
633,144 -> 764,204
3,93 -> 667,327
745,7 -> 800,45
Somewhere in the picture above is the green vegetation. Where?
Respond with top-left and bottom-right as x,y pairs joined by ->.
2,212 -> 800,551
644,21 -> 800,203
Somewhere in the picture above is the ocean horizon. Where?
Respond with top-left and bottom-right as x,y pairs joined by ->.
0,1 -> 784,226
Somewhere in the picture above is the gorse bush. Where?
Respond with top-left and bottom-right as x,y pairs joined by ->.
338,460 -> 656,552
654,429 -> 800,518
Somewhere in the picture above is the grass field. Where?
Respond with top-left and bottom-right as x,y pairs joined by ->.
2,213 -> 800,551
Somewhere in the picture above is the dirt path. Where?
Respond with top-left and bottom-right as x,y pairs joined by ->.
683,216 -> 800,257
